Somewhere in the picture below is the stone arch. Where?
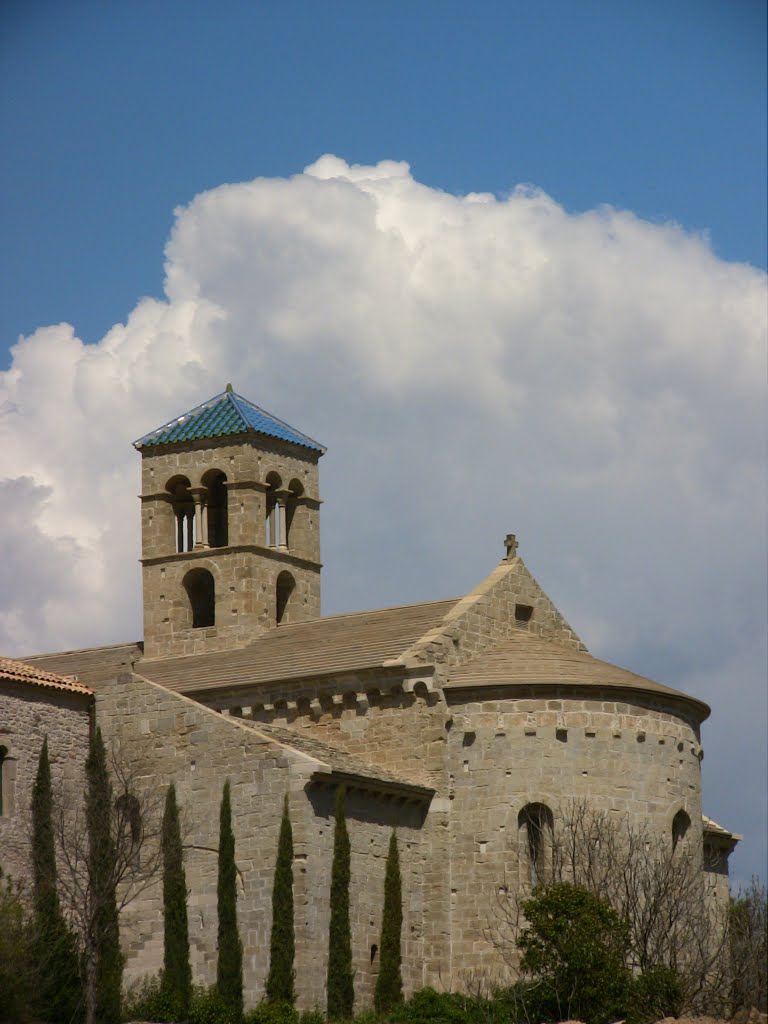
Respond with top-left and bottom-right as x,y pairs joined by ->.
202,468 -> 228,548
166,475 -> 195,552
275,570 -> 296,625
183,568 -> 215,628
518,802 -> 554,886
672,808 -> 691,850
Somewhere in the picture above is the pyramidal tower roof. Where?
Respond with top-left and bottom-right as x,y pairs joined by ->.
133,385 -> 325,454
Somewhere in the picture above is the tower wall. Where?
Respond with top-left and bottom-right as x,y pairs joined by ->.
139,435 -> 322,659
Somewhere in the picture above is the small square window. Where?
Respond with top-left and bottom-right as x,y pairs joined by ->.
515,604 -> 533,628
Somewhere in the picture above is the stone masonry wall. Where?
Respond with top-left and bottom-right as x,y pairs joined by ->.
397,557 -> 586,680
0,684 -> 91,885
140,434 -> 322,658
142,547 -> 321,658
209,679 -> 455,990
443,688 -> 704,983
94,672 -> 428,1010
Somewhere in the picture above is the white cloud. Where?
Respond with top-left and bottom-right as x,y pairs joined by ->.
1,156 -> 765,876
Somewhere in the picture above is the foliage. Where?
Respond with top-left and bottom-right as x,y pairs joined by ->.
0,868 -> 35,1024
390,987 -> 486,1024
161,783 -> 192,1018
374,830 -> 403,1014
491,800 -> 736,1015
86,726 -> 124,1024
191,985 -> 245,1024
266,795 -> 296,1004
245,1000 -> 299,1024
627,965 -> 685,1023
31,736 -> 83,1023
327,785 -> 354,1020
217,779 -> 244,1021
298,1010 -> 327,1024
122,973 -> 180,1022
730,876 -> 768,1012
518,883 -> 631,1024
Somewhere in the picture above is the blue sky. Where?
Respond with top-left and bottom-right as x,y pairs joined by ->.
1,0 -> 765,354
0,3 -> 766,884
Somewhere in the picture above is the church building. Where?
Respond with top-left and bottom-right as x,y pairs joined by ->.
1,386 -> 739,1009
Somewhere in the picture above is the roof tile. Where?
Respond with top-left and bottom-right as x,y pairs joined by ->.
133,387 -> 325,453
0,656 -> 93,695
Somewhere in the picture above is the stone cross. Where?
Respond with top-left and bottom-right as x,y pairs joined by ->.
505,533 -> 518,559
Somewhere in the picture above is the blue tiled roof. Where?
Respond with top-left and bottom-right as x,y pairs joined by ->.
133,387 -> 325,453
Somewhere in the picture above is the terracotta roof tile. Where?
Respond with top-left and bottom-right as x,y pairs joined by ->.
0,656 -> 93,695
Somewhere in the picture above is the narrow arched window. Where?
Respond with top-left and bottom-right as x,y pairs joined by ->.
518,802 -> 553,885
672,809 -> 691,850
203,470 -> 228,548
276,570 -> 296,625
184,568 -> 215,628
115,792 -> 142,869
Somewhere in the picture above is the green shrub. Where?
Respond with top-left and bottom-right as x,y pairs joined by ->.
0,869 -> 36,1024
244,1000 -> 299,1024
518,883 -> 632,1024
122,973 -> 182,1022
351,1012 -> 379,1024
190,985 -> 243,1024
298,1010 -> 327,1024
391,987 -> 478,1024
628,965 -> 685,1023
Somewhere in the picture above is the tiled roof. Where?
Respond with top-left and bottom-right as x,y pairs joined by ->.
22,643 -> 143,690
702,815 -> 742,841
0,656 -> 93,695
445,630 -> 710,718
245,719 -> 432,795
139,599 -> 458,695
133,386 -> 325,453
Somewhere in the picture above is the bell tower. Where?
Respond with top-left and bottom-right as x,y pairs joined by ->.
134,386 -> 325,660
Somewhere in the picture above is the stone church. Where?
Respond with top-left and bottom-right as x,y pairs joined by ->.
0,386 -> 739,1009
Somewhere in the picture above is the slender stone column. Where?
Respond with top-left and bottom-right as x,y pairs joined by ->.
176,511 -> 185,553
267,496 -> 276,547
277,495 -> 288,550
191,488 -> 208,548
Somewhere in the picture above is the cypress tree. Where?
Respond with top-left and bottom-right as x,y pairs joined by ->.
266,794 -> 295,1004
31,737 -> 82,1024
326,785 -> 353,1020
217,779 -> 243,1021
374,830 -> 403,1014
85,726 -> 122,1024
161,783 -> 192,1017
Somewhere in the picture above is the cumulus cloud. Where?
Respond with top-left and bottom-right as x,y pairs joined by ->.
1,156 -> 765,877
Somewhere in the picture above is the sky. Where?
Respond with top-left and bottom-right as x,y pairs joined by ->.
1,2 -> 766,884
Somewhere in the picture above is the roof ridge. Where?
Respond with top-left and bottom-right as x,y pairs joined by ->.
229,391 -> 326,452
